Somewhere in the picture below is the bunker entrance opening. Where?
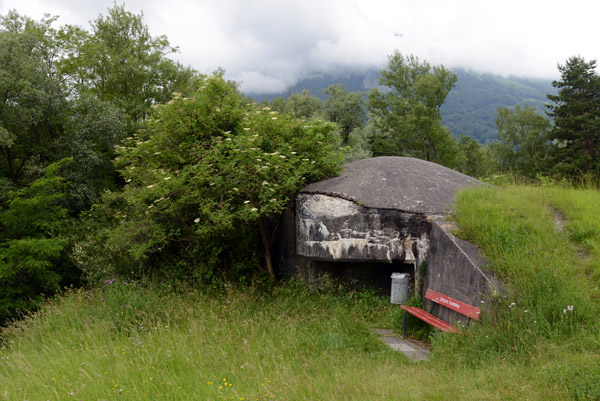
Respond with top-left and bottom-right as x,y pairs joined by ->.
313,260 -> 415,295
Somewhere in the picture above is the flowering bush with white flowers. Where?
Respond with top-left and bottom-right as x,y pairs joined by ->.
75,75 -> 342,282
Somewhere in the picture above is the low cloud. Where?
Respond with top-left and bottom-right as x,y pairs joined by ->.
3,0 -> 600,94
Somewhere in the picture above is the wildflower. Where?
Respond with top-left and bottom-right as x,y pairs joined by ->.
567,305 -> 574,311
147,184 -> 156,188
262,181 -> 269,186
194,218 -> 201,223
243,128 -> 251,131
563,309 -> 567,314
164,176 -> 171,180
244,200 -> 251,204
233,188 -> 239,191
251,208 -> 258,212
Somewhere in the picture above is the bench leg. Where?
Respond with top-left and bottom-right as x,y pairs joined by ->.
402,309 -> 406,337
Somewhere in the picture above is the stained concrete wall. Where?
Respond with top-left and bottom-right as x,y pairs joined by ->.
276,198 -> 504,325
296,194 -> 430,263
275,200 -> 415,292
424,219 -> 502,325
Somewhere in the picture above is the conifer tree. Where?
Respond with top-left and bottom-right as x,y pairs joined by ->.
546,56 -> 600,176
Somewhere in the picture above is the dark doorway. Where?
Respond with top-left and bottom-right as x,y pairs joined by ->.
314,260 -> 415,295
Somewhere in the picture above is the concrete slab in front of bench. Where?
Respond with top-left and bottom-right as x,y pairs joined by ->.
371,329 -> 429,361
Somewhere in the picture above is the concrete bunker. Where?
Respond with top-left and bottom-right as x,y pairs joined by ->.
276,156 -> 502,324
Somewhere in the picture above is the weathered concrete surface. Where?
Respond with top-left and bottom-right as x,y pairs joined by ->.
424,219 -> 502,325
371,329 -> 429,361
276,156 -> 500,330
296,194 -> 430,262
301,156 -> 482,215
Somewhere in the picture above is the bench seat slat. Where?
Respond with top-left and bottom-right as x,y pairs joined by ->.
400,305 -> 458,333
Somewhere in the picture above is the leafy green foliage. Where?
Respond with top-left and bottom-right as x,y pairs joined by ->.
368,51 -> 459,165
58,94 -> 127,215
322,84 -> 366,144
546,56 -> 600,177
491,104 -> 552,177
75,76 -> 342,282
455,135 -> 490,178
283,89 -> 323,119
0,11 -> 66,186
58,4 -> 198,124
0,159 -> 73,324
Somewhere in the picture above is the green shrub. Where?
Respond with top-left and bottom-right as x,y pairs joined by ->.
0,159 -> 74,324
73,76 -> 343,283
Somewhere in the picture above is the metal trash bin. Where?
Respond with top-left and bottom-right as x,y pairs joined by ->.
390,273 -> 410,304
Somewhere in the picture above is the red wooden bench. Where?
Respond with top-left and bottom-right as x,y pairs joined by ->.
400,289 -> 481,335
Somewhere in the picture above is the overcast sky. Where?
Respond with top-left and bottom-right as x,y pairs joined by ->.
1,0 -> 599,94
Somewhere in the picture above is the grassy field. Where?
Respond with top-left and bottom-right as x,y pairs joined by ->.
1,184 -> 600,400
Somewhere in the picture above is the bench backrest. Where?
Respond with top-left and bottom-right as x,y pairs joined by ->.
425,289 -> 481,320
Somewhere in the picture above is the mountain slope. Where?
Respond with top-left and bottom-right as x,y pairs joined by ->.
245,68 -> 556,144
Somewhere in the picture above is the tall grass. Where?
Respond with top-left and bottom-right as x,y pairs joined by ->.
0,279 -> 577,401
2,184 -> 600,400
437,184 -> 600,398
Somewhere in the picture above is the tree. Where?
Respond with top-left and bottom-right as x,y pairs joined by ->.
492,104 -> 551,177
456,135 -> 489,178
284,89 -> 323,119
322,84 -> 366,144
0,159 -> 72,324
0,11 -> 66,186
75,76 -> 342,281
58,4 -> 197,124
546,56 -> 600,176
368,51 -> 457,164
58,94 -> 127,214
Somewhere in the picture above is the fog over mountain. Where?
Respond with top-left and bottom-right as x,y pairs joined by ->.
2,0 -> 599,94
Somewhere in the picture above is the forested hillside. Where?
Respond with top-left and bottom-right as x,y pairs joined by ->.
247,68 -> 556,144
442,69 -> 555,143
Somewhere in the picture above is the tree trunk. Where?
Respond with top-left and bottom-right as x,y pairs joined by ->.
257,217 -> 275,279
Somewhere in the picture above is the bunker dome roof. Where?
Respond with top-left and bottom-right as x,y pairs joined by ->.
300,156 -> 483,215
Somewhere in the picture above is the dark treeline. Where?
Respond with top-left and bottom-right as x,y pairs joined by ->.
1,4 -> 599,325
